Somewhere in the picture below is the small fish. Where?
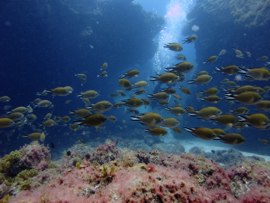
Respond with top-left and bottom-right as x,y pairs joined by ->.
180,87 -> 191,95
216,65 -> 240,75
203,55 -> 218,64
75,73 -> 87,84
218,49 -> 226,56
118,78 -> 132,90
101,62 -> 108,69
217,133 -> 245,144
239,113 -> 270,129
120,69 -> 140,78
240,67 -> 270,81
183,34 -> 197,43
188,74 -> 212,85
189,106 -> 222,119
164,42 -> 183,51
89,100 -> 113,112
122,97 -> 144,108
77,113 -> 112,127
185,127 -> 217,140
43,119 -> 57,127
0,96 -> 11,103
133,80 -> 148,88
148,92 -> 169,100
131,112 -> 163,127
51,86 -> 73,96
78,90 -> 99,99
23,132 -> 46,142
225,91 -> 261,104
176,54 -> 186,61
0,118 -> 14,128
231,107 -> 249,115
145,127 -> 167,136
166,105 -> 186,115
97,70 -> 108,78
160,117 -> 180,128
150,72 -> 179,84
166,61 -> 194,73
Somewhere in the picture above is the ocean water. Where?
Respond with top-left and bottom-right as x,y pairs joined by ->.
0,0 -> 270,158
1,0 -> 270,201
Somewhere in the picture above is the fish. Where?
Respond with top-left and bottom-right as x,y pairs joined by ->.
218,49 -> 226,56
185,127 -> 217,140
200,95 -> 221,103
131,112 -> 163,127
35,99 -> 53,108
148,92 -> 169,100
176,54 -> 186,61
212,114 -> 237,126
51,86 -> 73,96
183,34 -> 197,43
160,117 -> 180,128
0,96 -> 11,103
122,97 -> 144,108
88,100 -> 113,112
203,55 -> 218,63
150,72 -> 179,84
120,69 -> 140,78
97,70 -> 108,78
166,61 -> 194,74
0,118 -> 14,128
23,132 -> 46,142
256,100 -> 270,111
78,90 -> 99,99
145,127 -> 167,136
216,65 -> 240,75
166,105 -> 186,115
180,87 -> 191,95
239,113 -> 270,129
43,119 -> 57,127
217,133 -> 245,144
101,62 -> 108,69
225,91 -> 262,104
231,107 -> 249,115
77,113 -> 108,127
75,73 -> 87,84
118,78 -> 132,90
164,42 -> 183,51
189,106 -> 222,119
133,80 -> 148,88
240,67 -> 270,81
188,74 -> 212,85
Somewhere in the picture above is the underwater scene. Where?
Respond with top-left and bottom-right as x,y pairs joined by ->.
1,0 -> 270,202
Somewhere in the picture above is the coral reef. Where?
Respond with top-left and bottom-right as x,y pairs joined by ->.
0,143 -> 50,199
4,141 -> 270,202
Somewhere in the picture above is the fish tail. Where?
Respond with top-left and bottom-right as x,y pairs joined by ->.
237,115 -> 247,122
183,127 -> 193,133
130,116 -> 139,121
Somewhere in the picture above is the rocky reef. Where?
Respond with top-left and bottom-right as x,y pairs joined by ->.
183,0 -> 270,65
1,140 -> 270,202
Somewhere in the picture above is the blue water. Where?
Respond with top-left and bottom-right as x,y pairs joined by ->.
0,0 -> 270,157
